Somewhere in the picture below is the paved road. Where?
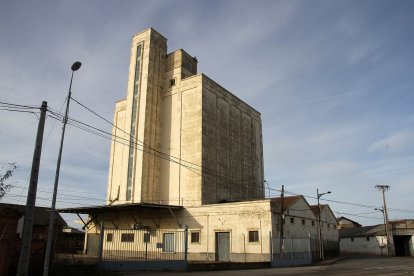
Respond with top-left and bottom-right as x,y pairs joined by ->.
125,256 -> 414,275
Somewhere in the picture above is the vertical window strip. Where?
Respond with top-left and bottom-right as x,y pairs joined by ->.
126,44 -> 142,201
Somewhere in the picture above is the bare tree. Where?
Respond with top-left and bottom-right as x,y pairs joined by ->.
0,162 -> 17,199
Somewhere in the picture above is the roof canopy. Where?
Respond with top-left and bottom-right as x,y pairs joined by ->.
58,202 -> 182,215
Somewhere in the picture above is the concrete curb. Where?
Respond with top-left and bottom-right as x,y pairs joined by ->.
316,256 -> 350,266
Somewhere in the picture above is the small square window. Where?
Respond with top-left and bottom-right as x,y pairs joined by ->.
302,219 -> 306,225
106,233 -> 113,242
248,230 -> 259,242
170,78 -> 176,86
121,233 -> 134,242
290,217 -> 295,224
366,237 -> 370,241
191,231 -> 200,243
312,220 -> 315,227
351,237 -> 354,242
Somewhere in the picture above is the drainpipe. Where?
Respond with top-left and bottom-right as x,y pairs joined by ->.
242,233 -> 246,265
260,220 -> 263,262
206,215 -> 209,261
184,225 -> 189,272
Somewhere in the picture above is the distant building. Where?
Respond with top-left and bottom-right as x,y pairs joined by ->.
339,219 -> 414,256
310,204 -> 339,257
339,224 -> 387,255
0,203 -> 66,275
389,220 -> 414,256
337,216 -> 362,229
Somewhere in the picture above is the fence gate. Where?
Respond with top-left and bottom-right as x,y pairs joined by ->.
99,227 -> 188,271
87,233 -> 100,255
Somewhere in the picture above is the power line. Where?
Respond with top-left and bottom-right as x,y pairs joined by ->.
47,109 -> 251,198
12,185 -> 106,202
335,212 -> 383,220
5,99 -> 414,219
0,101 -> 39,109
69,97 -> 262,196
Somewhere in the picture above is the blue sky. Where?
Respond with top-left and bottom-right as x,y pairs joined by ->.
1,0 -> 414,228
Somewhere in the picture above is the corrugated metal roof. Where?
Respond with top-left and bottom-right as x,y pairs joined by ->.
58,202 -> 182,214
339,224 -> 385,238
0,203 -> 66,226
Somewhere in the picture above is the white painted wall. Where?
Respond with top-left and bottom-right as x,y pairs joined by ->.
340,236 -> 387,255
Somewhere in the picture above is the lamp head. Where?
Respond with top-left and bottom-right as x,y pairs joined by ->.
71,61 -> 82,71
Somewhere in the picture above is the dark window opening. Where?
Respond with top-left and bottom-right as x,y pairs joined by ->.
121,233 -> 134,242
248,230 -> 259,242
106,233 -> 113,242
191,231 -> 200,243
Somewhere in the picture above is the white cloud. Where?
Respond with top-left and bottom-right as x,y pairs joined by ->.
1,0 -> 414,228
368,131 -> 414,154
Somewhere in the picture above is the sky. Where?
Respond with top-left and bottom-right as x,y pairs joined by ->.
1,0 -> 414,229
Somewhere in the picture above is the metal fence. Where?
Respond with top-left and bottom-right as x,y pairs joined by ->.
99,227 -> 188,271
271,237 -> 318,266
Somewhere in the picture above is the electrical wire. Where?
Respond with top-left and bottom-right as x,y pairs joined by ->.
4,100 -> 413,220
47,110 -> 248,197
69,97 -> 259,195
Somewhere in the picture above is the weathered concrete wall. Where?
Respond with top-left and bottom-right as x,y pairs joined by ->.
320,205 -> 339,242
159,75 -> 203,206
108,28 -> 167,204
106,100 -> 128,204
87,200 -> 273,262
201,75 -> 264,204
282,198 -> 318,238
137,30 -> 167,204
184,200 -> 272,262
107,29 -> 264,207
166,49 -> 197,80
340,236 -> 387,255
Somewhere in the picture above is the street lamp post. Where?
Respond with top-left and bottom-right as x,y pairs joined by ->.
317,188 -> 331,261
43,61 -> 81,276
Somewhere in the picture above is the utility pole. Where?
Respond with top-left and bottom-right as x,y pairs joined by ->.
279,185 -> 284,254
375,185 -> 391,256
317,188 -> 331,261
375,207 -> 387,255
17,101 -> 48,276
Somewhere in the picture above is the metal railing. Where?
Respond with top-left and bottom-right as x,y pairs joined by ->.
101,228 -> 187,262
